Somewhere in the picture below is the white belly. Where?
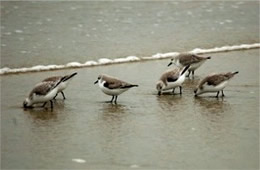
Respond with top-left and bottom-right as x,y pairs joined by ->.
101,87 -> 128,96
99,84 -> 128,96
33,88 -> 58,104
57,82 -> 67,92
188,61 -> 205,71
162,74 -> 185,91
202,81 -> 228,93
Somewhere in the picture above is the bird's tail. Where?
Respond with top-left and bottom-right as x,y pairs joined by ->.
62,72 -> 78,82
181,65 -> 190,75
52,72 -> 77,89
232,71 -> 239,75
122,84 -> 138,88
53,76 -> 67,89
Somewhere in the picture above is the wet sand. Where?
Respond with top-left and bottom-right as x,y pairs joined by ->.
1,49 -> 259,169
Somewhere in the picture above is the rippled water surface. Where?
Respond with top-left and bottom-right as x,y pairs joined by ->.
1,49 -> 259,169
1,1 -> 259,169
1,1 -> 259,68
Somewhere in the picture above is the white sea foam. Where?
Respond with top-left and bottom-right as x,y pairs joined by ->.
72,158 -> 86,163
0,43 -> 259,75
15,30 -> 23,33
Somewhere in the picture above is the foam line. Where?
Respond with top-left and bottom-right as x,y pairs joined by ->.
0,43 -> 259,75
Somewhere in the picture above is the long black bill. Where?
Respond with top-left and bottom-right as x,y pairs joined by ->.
167,62 -> 173,67
94,80 -> 98,84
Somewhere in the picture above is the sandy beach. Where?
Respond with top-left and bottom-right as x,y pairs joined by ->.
1,49 -> 259,169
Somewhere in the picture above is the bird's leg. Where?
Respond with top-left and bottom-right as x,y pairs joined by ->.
53,93 -> 58,100
42,102 -> 47,107
61,91 -> 66,100
216,91 -> 220,98
179,86 -> 182,94
114,96 -> 118,104
172,88 -> 175,94
186,71 -> 191,77
221,90 -> 225,97
110,96 -> 115,103
50,100 -> 54,109
192,70 -> 195,77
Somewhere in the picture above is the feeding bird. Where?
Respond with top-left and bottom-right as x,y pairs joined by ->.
23,76 -> 67,109
42,72 -> 77,99
156,65 -> 190,95
194,71 -> 239,97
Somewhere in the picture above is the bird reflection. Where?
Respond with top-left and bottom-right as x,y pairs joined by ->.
194,97 -> 231,121
156,94 -> 183,112
97,103 -> 129,161
23,100 -> 65,122
100,103 -> 127,120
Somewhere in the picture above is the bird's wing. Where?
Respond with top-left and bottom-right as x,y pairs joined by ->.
198,73 -> 227,88
206,74 -> 228,86
179,54 -> 205,65
160,68 -> 180,85
102,76 -> 131,89
29,81 -> 56,98
42,76 -> 61,82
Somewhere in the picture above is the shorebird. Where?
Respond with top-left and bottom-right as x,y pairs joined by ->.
42,72 -> 77,99
23,76 -> 67,109
94,74 -> 138,104
167,53 -> 211,77
156,65 -> 190,95
194,71 -> 239,97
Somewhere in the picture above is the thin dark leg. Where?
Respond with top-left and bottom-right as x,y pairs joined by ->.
114,96 -> 118,104
42,102 -> 47,107
179,86 -> 182,94
172,88 -> 175,94
110,96 -> 115,103
53,93 -> 58,100
61,91 -> 66,100
192,70 -> 195,77
221,90 -> 225,97
186,71 -> 191,77
50,100 -> 54,109
216,91 -> 219,98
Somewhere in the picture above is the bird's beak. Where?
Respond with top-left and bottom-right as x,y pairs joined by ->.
167,62 -> 173,67
94,80 -> 98,84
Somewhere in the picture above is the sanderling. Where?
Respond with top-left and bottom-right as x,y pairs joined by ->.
168,53 -> 211,77
42,72 -> 77,99
194,71 -> 239,97
23,76 -> 67,109
156,65 -> 190,95
94,74 -> 138,104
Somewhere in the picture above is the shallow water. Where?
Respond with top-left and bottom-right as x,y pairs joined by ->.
1,49 -> 259,169
1,1 -> 259,68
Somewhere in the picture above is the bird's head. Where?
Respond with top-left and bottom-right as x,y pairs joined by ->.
23,98 -> 33,108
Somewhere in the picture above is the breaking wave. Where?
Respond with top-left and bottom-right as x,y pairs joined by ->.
0,43 -> 259,75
